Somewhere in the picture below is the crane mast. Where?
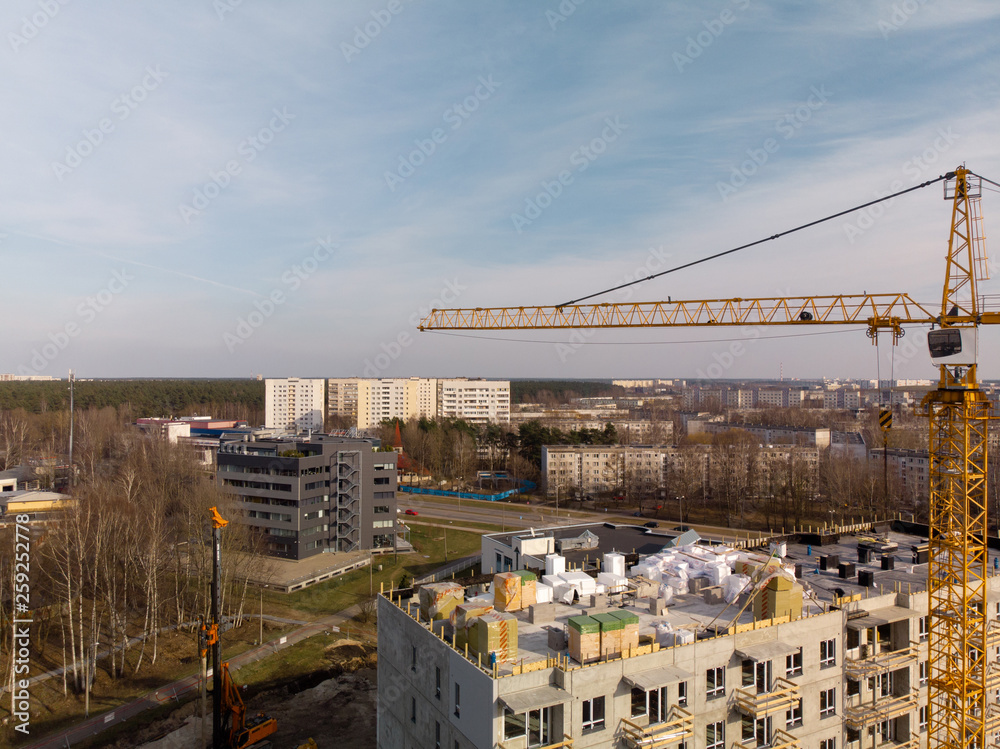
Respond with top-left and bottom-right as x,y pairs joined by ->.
419,165 -> 995,749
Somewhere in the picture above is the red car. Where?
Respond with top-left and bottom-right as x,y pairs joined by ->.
404,509 -> 419,516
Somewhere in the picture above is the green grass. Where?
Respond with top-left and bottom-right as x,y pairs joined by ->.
273,526 -> 486,616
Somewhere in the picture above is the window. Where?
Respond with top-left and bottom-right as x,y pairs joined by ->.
582,696 -> 605,733
846,678 -> 860,696
820,687 -> 836,717
707,666 -> 725,697
435,721 -> 441,749
435,667 -> 441,699
742,715 -> 771,747
820,739 -> 836,749
869,672 -> 890,698
919,616 -> 929,641
504,708 -> 526,739
630,687 -> 647,718
677,681 -> 688,707
706,721 -> 724,749
454,683 -> 461,718
920,660 -> 928,686
919,706 -> 928,732
411,696 -> 416,724
786,648 -> 803,678
786,699 -> 803,728
820,639 -> 836,667
411,645 -> 416,672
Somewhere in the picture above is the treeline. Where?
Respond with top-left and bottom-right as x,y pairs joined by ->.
511,380 -> 624,404
0,379 -> 264,422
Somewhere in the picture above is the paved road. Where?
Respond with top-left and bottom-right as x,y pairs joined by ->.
22,608 -> 362,749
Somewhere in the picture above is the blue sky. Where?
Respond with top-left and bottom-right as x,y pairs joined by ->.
2,1 -> 999,381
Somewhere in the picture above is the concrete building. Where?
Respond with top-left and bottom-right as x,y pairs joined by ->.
542,444 -> 818,499
694,423 -> 832,449
265,377 -> 325,432
328,377 -> 510,429
438,378 -> 511,425
378,521 -> 986,749
217,436 -> 397,559
136,418 -> 192,442
869,448 -> 930,501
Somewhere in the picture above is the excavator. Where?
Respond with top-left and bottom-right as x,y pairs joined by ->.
419,166 -> 1000,749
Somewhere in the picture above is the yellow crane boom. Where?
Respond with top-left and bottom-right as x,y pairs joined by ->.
419,167 -> 993,749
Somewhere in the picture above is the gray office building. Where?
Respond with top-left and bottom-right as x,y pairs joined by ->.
217,436 -> 397,560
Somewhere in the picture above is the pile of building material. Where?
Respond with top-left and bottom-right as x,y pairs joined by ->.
494,571 -> 538,612
541,569 -> 601,604
419,582 -> 464,621
752,573 -> 804,621
629,544 -> 735,595
597,552 -> 628,593
568,615 -> 601,663
653,621 -> 695,647
467,610 -> 518,664
451,601 -> 494,649
613,610 -> 640,651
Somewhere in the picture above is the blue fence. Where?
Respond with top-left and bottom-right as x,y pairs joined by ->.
399,477 -> 535,502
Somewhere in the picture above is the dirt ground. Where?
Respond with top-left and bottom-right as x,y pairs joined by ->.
106,641 -> 378,749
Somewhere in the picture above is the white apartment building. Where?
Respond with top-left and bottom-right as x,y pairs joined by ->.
438,379 -> 511,425
328,377 -> 510,429
264,377 -> 325,432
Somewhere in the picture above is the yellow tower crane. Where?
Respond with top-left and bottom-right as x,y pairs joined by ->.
419,166 -> 997,749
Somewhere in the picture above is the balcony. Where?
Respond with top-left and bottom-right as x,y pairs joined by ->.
732,728 -> 801,749
844,693 -> 918,730
733,679 -> 801,719
844,642 -> 920,679
499,737 -> 573,749
620,706 -> 693,749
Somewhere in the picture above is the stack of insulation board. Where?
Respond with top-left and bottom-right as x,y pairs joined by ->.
753,574 -> 803,621
603,552 -> 626,577
493,572 -> 523,612
468,610 -> 518,663
613,610 -> 640,651
513,570 -> 537,608
592,613 -> 622,657
451,602 -> 494,649
568,615 -> 601,663
596,572 -> 627,593
419,582 -> 465,621
545,554 -> 567,575
535,582 -> 554,604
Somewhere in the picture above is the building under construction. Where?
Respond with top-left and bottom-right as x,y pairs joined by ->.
377,520 -> 1000,749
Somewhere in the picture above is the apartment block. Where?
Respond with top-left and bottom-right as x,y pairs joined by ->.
438,378 -> 511,425
328,377 -> 510,429
378,522 -> 986,749
217,436 -> 397,559
541,444 -> 818,498
868,448 -> 930,501
265,377 -> 325,432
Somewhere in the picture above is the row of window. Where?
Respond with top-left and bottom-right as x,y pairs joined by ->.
222,478 -> 292,492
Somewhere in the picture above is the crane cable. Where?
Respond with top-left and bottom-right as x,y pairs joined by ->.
560,173 -> 952,307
